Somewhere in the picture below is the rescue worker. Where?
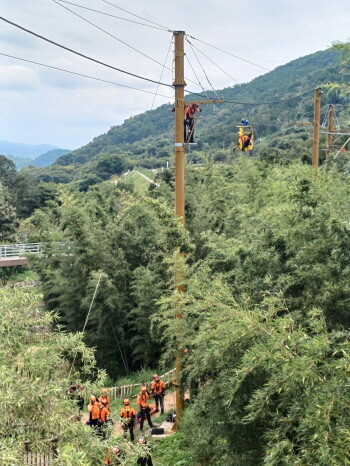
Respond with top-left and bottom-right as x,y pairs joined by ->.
120,398 -> 136,442
241,132 -> 252,151
185,103 -> 201,143
87,395 -> 100,428
137,436 -> 153,466
104,446 -> 123,465
150,374 -> 165,414
99,388 -> 110,410
99,399 -> 111,438
136,386 -> 154,432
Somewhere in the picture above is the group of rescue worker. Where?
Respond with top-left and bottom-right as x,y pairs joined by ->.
76,374 -> 165,464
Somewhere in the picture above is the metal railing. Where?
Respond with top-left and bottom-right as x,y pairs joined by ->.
0,243 -> 67,259
0,243 -> 43,258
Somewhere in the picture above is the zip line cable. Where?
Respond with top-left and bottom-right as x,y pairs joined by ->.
68,273 -> 102,379
0,16 -> 174,88
186,34 -> 271,72
97,0 -> 172,32
0,52 -> 173,99
52,1 -> 205,91
51,0 -> 174,74
151,36 -> 173,110
186,37 -> 239,85
185,54 -> 210,98
186,38 -> 217,96
56,0 -> 171,32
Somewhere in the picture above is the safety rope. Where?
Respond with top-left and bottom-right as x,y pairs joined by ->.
68,273 -> 102,379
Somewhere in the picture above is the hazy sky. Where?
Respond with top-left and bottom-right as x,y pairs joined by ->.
0,0 -> 349,149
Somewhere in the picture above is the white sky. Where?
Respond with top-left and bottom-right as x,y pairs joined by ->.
0,0 -> 349,149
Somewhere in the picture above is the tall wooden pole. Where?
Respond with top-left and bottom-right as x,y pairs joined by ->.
312,87 -> 322,168
326,104 -> 334,156
173,30 -> 186,426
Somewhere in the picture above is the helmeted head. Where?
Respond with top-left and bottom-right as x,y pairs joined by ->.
112,446 -> 120,455
123,398 -> 130,405
153,374 -> 159,380
138,436 -> 146,445
141,386 -> 147,392
102,388 -> 108,395
101,399 -> 108,405
90,395 -> 96,403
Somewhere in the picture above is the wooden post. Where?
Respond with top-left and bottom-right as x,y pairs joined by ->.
327,104 -> 334,156
173,30 -> 186,428
312,87 -> 322,168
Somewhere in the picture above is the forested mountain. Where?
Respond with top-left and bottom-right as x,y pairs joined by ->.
7,148 -> 71,169
0,140 -> 60,159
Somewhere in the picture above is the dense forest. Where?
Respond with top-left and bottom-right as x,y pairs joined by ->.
1,42 -> 350,465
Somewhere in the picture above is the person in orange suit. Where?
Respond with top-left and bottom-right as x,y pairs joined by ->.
88,395 -> 100,428
120,398 -> 136,442
150,374 -> 165,414
136,386 -> 155,432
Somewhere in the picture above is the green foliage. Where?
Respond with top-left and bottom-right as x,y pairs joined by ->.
153,159 -> 350,465
0,287 -> 119,465
0,183 -> 19,241
30,183 -> 190,378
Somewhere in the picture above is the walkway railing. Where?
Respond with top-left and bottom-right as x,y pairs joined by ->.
0,243 -> 43,258
0,243 -> 66,259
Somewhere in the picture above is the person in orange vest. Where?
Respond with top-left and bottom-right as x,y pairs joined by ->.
151,374 -> 165,414
87,395 -> 100,428
120,398 -> 136,442
136,386 -> 155,432
99,388 -> 110,410
184,103 -> 201,143
99,398 -> 111,437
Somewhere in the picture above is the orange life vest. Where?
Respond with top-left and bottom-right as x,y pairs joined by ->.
151,380 -> 165,395
136,392 -> 149,408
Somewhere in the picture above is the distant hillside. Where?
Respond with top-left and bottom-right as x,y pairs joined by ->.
26,47 -> 347,184
31,149 -> 71,168
0,140 -> 60,159
7,148 -> 71,169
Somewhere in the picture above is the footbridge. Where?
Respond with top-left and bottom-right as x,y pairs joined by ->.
0,243 -> 65,267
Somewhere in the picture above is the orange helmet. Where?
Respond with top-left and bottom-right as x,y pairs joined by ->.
102,388 -> 108,394
141,386 -> 147,391
101,399 -> 108,405
123,398 -> 130,405
153,374 -> 158,379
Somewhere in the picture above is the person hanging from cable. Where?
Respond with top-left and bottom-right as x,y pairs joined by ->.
120,398 -> 136,442
241,132 -> 253,151
241,119 -> 249,127
185,103 -> 202,143
150,374 -> 165,414
136,386 -> 155,432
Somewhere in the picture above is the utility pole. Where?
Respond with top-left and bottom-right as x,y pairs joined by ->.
326,104 -> 334,156
312,87 -> 322,168
173,30 -> 186,427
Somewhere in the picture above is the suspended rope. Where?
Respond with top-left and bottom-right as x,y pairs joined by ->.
185,55 -> 210,99
57,0 -> 171,32
151,36 -> 173,110
186,37 -> 239,85
108,317 -> 129,375
186,38 -> 218,97
68,273 -> 102,379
